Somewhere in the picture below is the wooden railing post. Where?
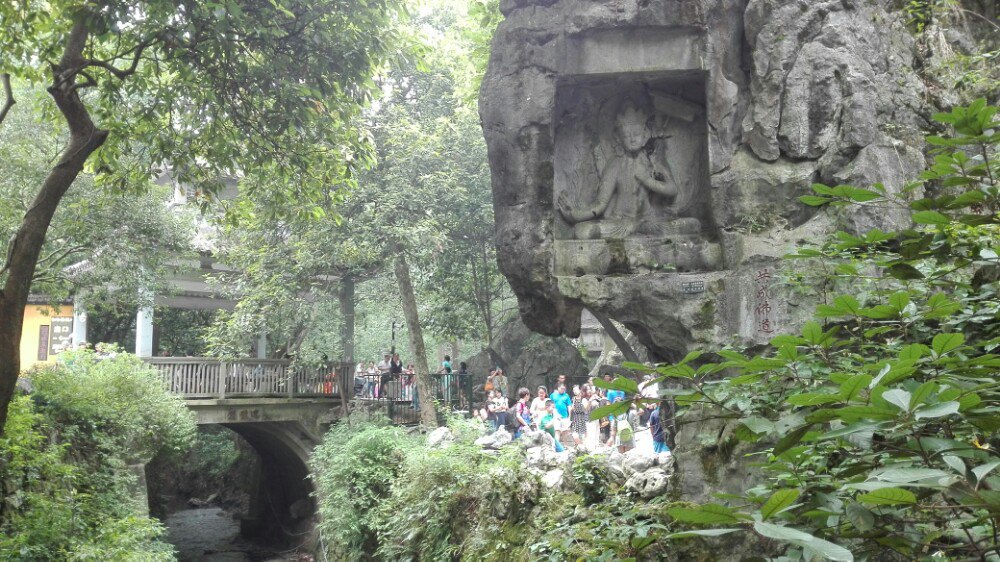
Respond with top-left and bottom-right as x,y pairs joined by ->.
288,364 -> 295,399
218,361 -> 227,399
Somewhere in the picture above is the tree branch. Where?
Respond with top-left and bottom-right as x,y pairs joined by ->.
0,73 -> 15,127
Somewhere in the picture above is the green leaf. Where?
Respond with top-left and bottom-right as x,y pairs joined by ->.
943,455 -> 967,476
913,401 -> 960,420
773,425 -> 812,456
802,321 -> 823,345
898,344 -> 929,361
666,504 -> 743,524
761,489 -> 800,520
971,460 -> 1000,483
839,374 -> 872,402
800,195 -> 832,206
741,416 -> 775,434
909,381 -> 937,409
845,502 -> 874,532
875,468 -> 949,483
588,402 -> 629,421
882,389 -> 912,412
932,333 -> 965,356
752,522 -> 854,561
665,528 -> 742,539
833,294 -> 861,315
787,393 -> 841,407
816,421 -> 883,441
593,376 -> 640,394
886,263 -> 925,280
912,211 -> 951,225
858,487 -> 916,505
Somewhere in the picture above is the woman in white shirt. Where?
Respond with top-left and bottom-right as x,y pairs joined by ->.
529,386 -> 548,430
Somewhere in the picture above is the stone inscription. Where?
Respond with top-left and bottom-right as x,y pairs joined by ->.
754,269 -> 775,335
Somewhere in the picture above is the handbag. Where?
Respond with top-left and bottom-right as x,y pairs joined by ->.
484,380 -> 495,392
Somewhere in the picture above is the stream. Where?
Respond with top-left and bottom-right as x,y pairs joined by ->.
164,507 -> 304,561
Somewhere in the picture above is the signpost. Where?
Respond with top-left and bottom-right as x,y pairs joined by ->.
49,316 -> 74,356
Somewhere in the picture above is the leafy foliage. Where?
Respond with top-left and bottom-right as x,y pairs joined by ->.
0,349 -> 195,560
614,101 -> 1000,560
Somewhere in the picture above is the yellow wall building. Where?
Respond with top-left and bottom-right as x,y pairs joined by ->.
20,302 -> 75,371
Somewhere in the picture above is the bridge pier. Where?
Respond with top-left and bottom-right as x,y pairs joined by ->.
183,398 -> 340,550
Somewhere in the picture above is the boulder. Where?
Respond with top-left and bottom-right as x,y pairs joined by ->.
475,427 -> 512,450
518,429 -> 555,450
426,427 -> 454,448
465,317 -> 588,394
623,449 -> 656,475
542,469 -> 565,489
625,468 -> 672,499
655,452 -> 675,472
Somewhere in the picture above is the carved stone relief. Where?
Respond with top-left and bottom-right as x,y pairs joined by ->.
553,75 -> 719,275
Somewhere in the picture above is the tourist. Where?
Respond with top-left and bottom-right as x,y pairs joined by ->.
570,384 -> 588,447
604,373 -> 628,405
513,387 -> 532,438
366,361 -> 378,398
610,398 -> 638,453
586,387 -> 602,449
639,373 -> 659,427
549,384 -> 572,446
491,390 -> 508,431
649,403 -> 671,454
482,390 -> 499,429
492,367 -> 508,397
539,399 -> 565,453
458,361 -> 469,409
529,386 -> 548,429
439,354 -> 453,403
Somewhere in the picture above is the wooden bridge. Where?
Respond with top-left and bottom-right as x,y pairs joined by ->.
144,357 -> 340,400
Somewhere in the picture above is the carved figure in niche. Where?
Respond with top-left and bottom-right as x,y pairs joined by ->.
557,91 -> 702,240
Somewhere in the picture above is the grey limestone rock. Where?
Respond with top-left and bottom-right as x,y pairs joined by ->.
622,449 -> 657,475
475,427 -> 512,450
542,468 -> 565,489
625,468 -> 672,499
480,0 -> 928,360
465,316 -> 587,395
426,426 -> 454,448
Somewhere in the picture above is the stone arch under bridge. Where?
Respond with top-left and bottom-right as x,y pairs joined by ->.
184,398 -> 340,549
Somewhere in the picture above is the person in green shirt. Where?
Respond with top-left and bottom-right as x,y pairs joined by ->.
539,399 -> 565,453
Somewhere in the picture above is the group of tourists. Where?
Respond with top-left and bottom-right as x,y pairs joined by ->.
355,353 -> 416,400
473,372 -> 675,455
355,353 -> 472,408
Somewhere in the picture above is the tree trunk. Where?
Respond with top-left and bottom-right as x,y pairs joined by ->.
338,277 -> 356,416
393,249 -> 437,427
0,20 -> 108,434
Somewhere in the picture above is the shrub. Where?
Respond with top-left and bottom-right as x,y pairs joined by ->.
0,349 -> 195,560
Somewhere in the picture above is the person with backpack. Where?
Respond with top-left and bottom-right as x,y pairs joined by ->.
512,387 -> 532,438
609,395 -> 637,452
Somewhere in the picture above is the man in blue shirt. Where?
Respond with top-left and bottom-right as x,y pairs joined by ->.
549,383 -> 572,445
649,404 -> 671,454
604,373 -> 626,403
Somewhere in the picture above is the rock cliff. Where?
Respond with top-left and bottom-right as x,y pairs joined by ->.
480,0 -> 928,360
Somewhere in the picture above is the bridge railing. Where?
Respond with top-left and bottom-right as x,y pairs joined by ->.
353,372 -> 475,424
145,357 -> 338,399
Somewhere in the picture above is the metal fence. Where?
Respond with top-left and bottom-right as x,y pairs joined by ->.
352,372 -> 475,425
